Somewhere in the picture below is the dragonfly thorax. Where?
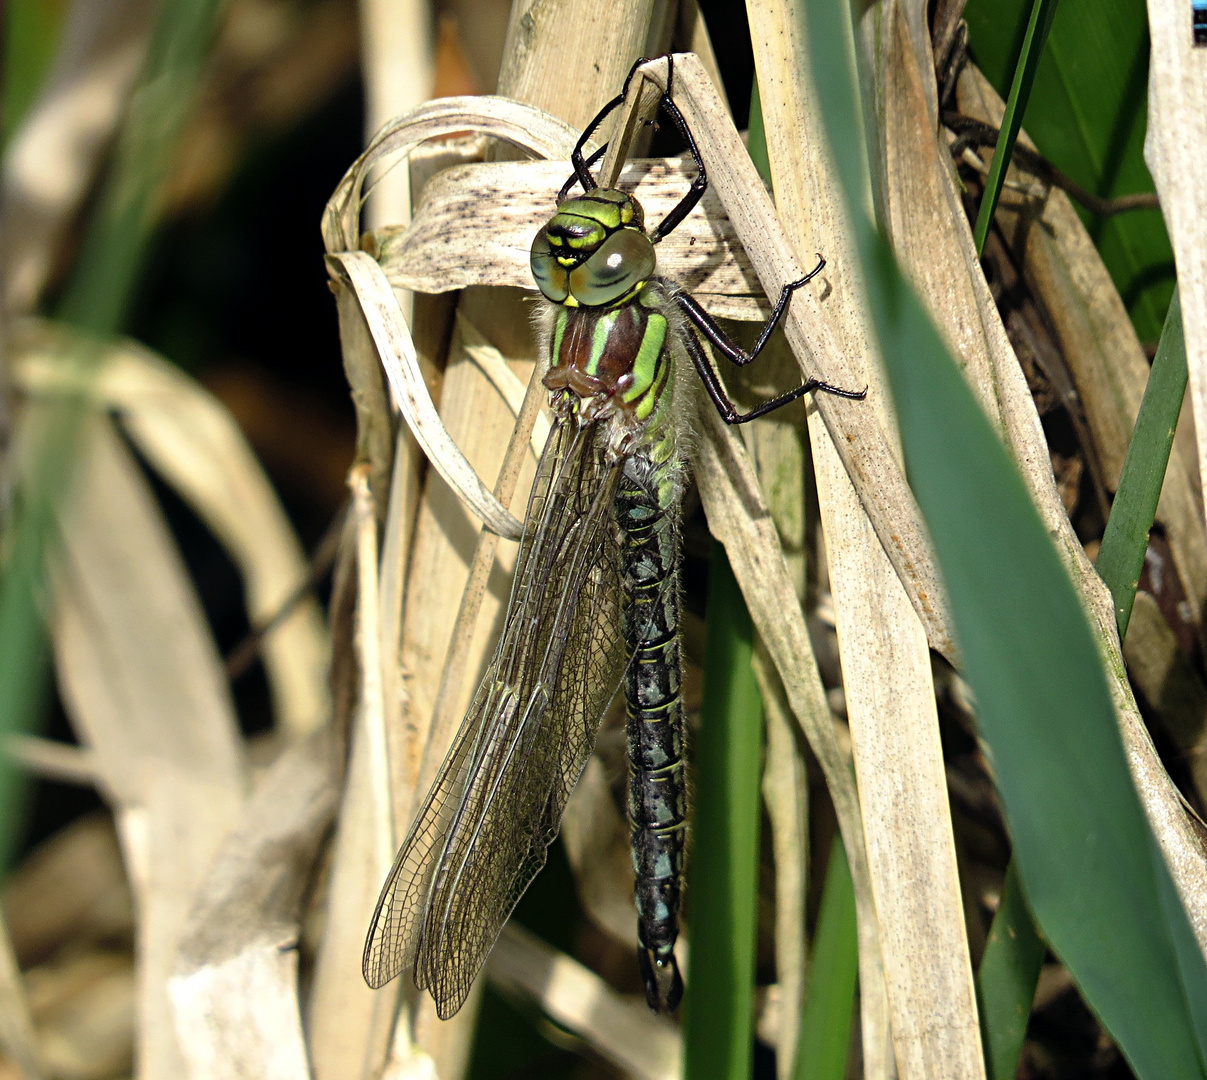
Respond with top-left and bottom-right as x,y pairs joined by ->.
530,188 -> 656,309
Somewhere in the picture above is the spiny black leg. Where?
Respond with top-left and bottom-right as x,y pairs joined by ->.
567,55 -> 654,196
560,143 -> 609,203
677,255 -> 829,367
675,288 -> 866,425
649,55 -> 709,242
562,54 -> 709,239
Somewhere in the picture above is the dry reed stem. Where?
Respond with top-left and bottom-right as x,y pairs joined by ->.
751,7 -> 985,1077
857,0 -> 1207,956
358,0 -> 433,232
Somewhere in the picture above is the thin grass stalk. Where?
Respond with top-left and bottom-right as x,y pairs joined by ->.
975,862 -> 1044,1080
970,0 -> 1061,255
0,0 -> 62,145
1096,287 -> 1189,638
55,0 -> 223,333
793,836 -> 857,1080
683,543 -> 764,1080
975,287 -> 1188,1079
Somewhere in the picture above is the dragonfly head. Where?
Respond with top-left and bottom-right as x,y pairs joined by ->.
530,188 -> 656,308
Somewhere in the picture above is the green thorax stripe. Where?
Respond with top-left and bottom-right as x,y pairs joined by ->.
621,312 -> 667,406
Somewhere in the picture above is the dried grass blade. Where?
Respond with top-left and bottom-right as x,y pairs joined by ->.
752,13 -> 982,1076
1146,0 -> 1207,558
170,726 -> 341,1080
13,321 -> 330,737
327,252 -> 522,539
322,96 -> 580,253
4,734 -> 98,787
752,645 -> 808,1080
49,414 -> 245,1078
486,924 -> 680,1080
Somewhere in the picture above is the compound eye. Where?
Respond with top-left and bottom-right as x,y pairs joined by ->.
530,227 -> 569,302
569,228 -> 655,307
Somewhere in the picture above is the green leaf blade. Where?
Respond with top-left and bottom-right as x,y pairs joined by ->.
972,0 -> 1062,255
683,544 -> 765,1080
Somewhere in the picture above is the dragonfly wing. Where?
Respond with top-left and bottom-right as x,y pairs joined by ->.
364,415 -> 626,1018
420,418 -> 626,1017
361,673 -> 509,989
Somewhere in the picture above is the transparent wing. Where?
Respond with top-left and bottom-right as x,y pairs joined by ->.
362,414 -> 625,1016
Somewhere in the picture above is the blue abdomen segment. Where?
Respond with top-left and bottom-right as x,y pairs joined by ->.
617,452 -> 685,1012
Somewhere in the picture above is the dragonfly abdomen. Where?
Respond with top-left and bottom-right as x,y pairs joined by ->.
617,450 -> 685,1012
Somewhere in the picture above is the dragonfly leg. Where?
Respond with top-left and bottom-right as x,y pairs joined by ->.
676,306 -> 863,424
561,54 -> 708,242
649,55 -> 708,242
565,54 -> 654,197
678,254 -> 828,365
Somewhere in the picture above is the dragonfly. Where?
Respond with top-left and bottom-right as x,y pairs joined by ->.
362,54 -> 864,1018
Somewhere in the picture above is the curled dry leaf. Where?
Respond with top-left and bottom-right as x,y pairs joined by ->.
373,157 -> 768,320
325,252 -> 523,539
